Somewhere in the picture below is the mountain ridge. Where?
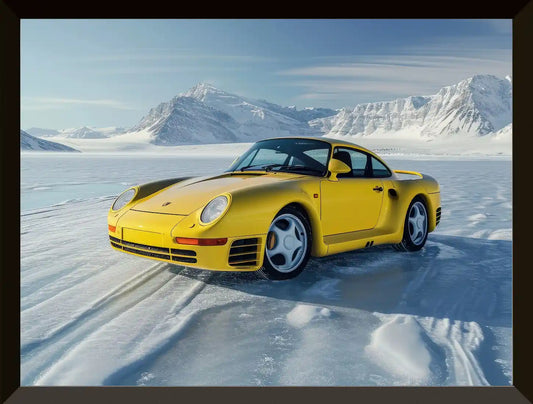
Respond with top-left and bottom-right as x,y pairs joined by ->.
20,130 -> 80,152
126,82 -> 337,145
25,74 -> 512,147
26,126 -> 126,139
311,74 -> 512,139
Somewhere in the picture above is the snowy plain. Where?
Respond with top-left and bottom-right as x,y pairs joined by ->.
20,148 -> 512,386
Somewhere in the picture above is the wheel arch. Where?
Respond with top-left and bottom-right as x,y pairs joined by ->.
409,192 -> 437,232
226,183 -> 328,256
277,201 -> 326,257
413,192 -> 429,208
282,202 -> 311,222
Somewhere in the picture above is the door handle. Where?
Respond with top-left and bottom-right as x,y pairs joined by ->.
373,186 -> 383,192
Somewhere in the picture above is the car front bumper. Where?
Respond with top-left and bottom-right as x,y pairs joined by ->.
108,209 -> 266,272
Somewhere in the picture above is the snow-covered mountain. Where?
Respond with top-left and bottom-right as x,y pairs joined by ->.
130,83 -> 335,145
311,75 -> 512,139
130,96 -> 240,145
23,75 -> 511,153
64,126 -> 107,139
255,101 -> 337,123
26,126 -> 126,139
492,123 -> 512,140
20,130 -> 79,152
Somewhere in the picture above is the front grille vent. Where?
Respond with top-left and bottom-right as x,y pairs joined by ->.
122,245 -> 170,260
436,207 -> 442,226
110,236 -> 197,263
121,239 -> 169,253
229,238 -> 260,267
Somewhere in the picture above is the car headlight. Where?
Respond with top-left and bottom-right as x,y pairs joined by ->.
112,188 -> 136,211
200,195 -> 229,224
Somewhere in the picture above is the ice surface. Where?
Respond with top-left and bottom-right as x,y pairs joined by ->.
20,153 -> 512,386
20,154 -> 235,211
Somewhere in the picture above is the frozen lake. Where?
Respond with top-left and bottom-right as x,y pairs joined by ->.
21,153 -> 236,211
20,153 -> 512,386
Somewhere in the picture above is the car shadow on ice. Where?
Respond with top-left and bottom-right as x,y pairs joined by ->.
173,234 -> 512,330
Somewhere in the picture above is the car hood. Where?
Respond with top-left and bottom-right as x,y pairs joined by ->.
130,172 -> 304,215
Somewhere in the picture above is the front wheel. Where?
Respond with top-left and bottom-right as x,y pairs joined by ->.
394,196 -> 428,252
257,206 -> 311,280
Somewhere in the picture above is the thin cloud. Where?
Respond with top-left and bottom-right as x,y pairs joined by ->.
82,52 -> 272,75
281,55 -> 509,84
91,65 -> 247,75
291,80 -> 443,96
84,52 -> 275,63
279,33 -> 511,105
280,52 -> 511,104
22,97 -> 137,110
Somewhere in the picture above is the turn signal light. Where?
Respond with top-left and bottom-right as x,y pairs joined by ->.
108,225 -> 116,232
175,237 -> 227,246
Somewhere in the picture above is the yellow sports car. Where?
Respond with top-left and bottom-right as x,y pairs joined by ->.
108,137 -> 441,280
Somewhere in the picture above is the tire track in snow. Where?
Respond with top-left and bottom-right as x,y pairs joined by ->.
22,261 -> 170,354
168,272 -> 212,314
21,263 -> 111,312
417,318 -> 489,386
100,274 -> 214,385
21,263 -> 182,384
389,240 -> 491,385
35,271 -> 214,386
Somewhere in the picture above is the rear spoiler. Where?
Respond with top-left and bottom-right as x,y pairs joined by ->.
394,170 -> 423,178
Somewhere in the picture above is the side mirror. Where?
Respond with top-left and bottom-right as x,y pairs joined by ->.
328,158 -> 351,181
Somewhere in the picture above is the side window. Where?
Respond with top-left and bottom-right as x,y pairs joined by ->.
333,147 -> 370,178
371,157 -> 392,178
349,151 -> 368,177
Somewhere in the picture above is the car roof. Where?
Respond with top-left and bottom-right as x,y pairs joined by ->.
259,136 -> 377,156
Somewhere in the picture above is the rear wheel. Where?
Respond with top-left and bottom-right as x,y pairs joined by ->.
394,196 -> 428,252
258,206 -> 311,280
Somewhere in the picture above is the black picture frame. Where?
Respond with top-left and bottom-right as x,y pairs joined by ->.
2,5 -> 532,403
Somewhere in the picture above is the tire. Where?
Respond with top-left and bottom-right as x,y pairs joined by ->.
394,196 -> 429,252
257,206 -> 312,280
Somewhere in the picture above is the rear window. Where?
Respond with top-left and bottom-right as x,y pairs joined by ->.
371,157 -> 392,178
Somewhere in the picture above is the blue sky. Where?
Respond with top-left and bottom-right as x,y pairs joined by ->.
21,19 -> 512,129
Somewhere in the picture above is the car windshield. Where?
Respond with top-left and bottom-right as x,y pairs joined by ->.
227,138 -> 332,177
